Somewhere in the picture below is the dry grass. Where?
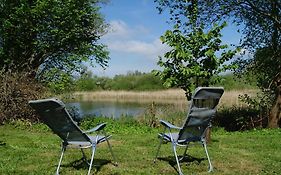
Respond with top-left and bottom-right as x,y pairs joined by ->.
73,89 -> 258,107
219,89 -> 258,107
74,89 -> 185,103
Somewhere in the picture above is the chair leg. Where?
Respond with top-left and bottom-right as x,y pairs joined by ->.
172,143 -> 184,175
179,144 -> 189,161
87,145 -> 96,175
56,144 -> 66,175
105,138 -> 117,166
154,137 -> 163,163
202,141 -> 213,172
81,148 -> 90,165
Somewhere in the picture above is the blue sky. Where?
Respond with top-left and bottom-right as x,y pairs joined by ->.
91,0 -> 241,77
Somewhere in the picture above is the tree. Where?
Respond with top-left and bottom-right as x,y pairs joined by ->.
42,68 -> 75,94
155,0 -> 281,128
156,24 -> 237,99
154,0 -> 237,100
0,0 -> 109,76
204,0 -> 281,128
75,68 -> 99,91
154,0 -> 238,143
219,0 -> 281,128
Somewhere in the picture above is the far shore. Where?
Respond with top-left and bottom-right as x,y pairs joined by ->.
71,88 -> 258,107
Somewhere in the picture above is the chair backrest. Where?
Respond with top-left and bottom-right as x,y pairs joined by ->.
178,87 -> 224,142
29,98 -> 90,143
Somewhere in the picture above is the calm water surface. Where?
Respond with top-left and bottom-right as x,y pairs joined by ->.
66,101 -> 187,119
67,101 -> 148,119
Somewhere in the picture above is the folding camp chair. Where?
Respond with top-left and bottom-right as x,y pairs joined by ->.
154,87 -> 224,175
29,98 -> 117,175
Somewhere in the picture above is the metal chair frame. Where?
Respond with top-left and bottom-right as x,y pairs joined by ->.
154,87 -> 224,175
29,98 -> 117,175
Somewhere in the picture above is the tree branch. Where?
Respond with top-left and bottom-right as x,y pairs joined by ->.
242,0 -> 281,30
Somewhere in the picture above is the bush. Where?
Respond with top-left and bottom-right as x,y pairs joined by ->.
74,71 -> 166,91
0,69 -> 46,124
213,73 -> 257,90
109,72 -> 166,91
214,106 -> 268,131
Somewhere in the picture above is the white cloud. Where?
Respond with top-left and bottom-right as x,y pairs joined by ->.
108,39 -> 169,59
104,20 -> 132,39
104,20 -> 149,39
235,48 -> 254,60
102,20 -> 170,60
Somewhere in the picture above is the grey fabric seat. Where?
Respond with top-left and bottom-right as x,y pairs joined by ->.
154,87 -> 224,175
29,98 -> 117,175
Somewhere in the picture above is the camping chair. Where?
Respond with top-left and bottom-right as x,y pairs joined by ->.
154,87 -> 224,175
29,98 -> 117,175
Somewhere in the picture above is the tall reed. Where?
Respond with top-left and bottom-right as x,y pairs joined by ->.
73,89 -> 258,107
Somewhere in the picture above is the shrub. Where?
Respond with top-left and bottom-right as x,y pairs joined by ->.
214,73 -> 257,90
0,69 -> 46,124
137,102 -> 186,128
214,106 -> 267,131
111,72 -> 165,91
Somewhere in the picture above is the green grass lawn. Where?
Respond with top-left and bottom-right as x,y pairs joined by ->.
0,120 -> 281,175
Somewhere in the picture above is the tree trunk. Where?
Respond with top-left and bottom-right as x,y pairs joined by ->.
268,1 -> 281,128
268,84 -> 281,128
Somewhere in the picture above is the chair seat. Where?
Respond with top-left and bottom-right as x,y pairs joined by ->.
159,133 -> 201,144
67,135 -> 111,148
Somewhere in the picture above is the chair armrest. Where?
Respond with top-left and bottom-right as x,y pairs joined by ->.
85,123 -> 107,133
160,120 -> 181,130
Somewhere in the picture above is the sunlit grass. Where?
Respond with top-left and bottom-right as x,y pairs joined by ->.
0,120 -> 280,175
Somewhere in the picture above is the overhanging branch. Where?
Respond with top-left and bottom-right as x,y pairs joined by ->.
242,0 -> 281,31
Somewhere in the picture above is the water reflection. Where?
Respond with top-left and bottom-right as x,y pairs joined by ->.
66,100 -> 188,119
67,101 -> 147,119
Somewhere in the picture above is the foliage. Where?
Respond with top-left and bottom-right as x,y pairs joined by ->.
214,73 -> 257,90
210,0 -> 281,51
73,71 -> 256,92
110,71 -> 166,91
0,69 -> 46,124
71,71 -> 258,93
74,69 -> 112,92
40,68 -> 75,94
155,0 -> 281,128
155,0 -> 281,49
226,1 -> 281,127
155,22 -> 237,99
75,70 -> 99,91
236,47 -> 280,100
0,0 -> 109,75
250,48 -> 281,90
74,71 -> 166,92
215,106 -> 267,131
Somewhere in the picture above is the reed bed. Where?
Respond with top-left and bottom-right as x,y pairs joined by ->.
219,89 -> 258,107
73,89 -> 258,107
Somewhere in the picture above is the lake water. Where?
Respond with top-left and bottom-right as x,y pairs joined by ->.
66,100 -> 187,119
67,101 -> 149,119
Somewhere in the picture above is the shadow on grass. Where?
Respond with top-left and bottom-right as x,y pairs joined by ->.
62,157 -> 112,172
157,155 -> 205,174
0,141 -> 6,146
